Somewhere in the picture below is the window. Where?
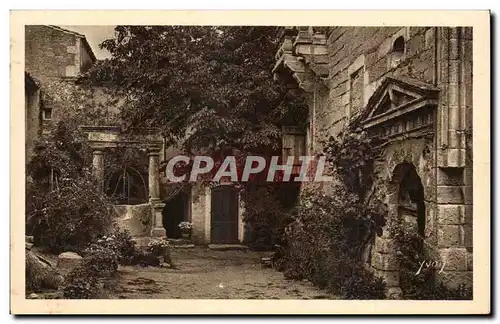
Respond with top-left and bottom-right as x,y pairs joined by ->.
393,36 -> 405,54
390,36 -> 406,68
42,107 -> 52,120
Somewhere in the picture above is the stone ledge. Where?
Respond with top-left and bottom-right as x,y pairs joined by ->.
207,244 -> 248,251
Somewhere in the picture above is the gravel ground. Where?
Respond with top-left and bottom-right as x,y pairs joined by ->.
107,248 -> 337,299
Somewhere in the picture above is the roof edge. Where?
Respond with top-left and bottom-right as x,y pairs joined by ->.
46,25 -> 97,63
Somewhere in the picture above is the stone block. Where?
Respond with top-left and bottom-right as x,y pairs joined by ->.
66,45 -> 77,54
446,148 -> 466,168
436,186 -> 464,204
150,227 -> 167,237
407,34 -> 425,57
461,224 -> 473,247
57,252 -> 83,272
438,247 -> 470,271
386,287 -> 403,300
463,205 -> 473,224
425,28 -> 435,49
467,251 -> 473,271
463,186 -> 473,204
463,167 -> 473,186
438,270 -> 473,289
437,224 -> 461,247
377,37 -> 392,60
374,237 -> 395,254
65,65 -> 77,77
437,204 -> 464,225
371,251 -> 400,271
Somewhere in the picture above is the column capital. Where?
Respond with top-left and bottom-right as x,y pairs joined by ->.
147,147 -> 162,157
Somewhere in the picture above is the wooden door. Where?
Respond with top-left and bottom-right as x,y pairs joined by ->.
211,186 -> 239,244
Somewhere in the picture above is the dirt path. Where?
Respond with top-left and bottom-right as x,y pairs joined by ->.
107,248 -> 337,299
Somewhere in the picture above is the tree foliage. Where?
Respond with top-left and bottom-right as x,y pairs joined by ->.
81,26 -> 307,155
26,122 -> 115,252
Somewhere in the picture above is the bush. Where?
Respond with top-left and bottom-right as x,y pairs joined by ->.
278,187 -> 387,299
392,223 -> 473,300
27,121 -> 115,253
242,183 -> 298,250
63,235 -> 123,299
27,174 -> 114,253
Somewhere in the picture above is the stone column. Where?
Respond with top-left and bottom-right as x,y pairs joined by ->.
92,149 -> 105,191
148,148 -> 166,237
148,149 -> 161,201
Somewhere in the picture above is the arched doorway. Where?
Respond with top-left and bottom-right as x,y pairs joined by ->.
373,162 -> 426,298
162,191 -> 189,239
397,163 -> 426,241
211,185 -> 239,244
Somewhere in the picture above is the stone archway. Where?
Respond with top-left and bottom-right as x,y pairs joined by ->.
372,161 -> 426,299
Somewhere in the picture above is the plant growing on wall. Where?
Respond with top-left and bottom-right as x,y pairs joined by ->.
273,117 -> 389,299
26,121 -> 115,253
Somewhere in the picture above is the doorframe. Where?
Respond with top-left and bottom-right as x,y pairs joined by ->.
206,183 -> 245,244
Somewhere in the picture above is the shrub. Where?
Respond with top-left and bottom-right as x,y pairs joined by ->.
64,235 -> 123,299
27,174 -> 114,253
242,183 -> 297,251
27,121 -> 115,253
279,187 -> 387,299
275,120 -> 388,299
392,223 -> 473,300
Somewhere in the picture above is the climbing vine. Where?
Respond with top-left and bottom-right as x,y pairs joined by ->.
275,118 -> 389,299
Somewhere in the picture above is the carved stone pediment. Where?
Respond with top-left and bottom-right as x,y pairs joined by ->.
359,77 -> 440,135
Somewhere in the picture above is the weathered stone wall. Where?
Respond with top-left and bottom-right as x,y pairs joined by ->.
25,78 -> 41,162
39,79 -> 121,133
190,184 -> 210,244
303,27 -> 473,292
312,27 -> 436,150
113,203 -> 153,237
26,26 -> 79,79
25,26 -> 121,135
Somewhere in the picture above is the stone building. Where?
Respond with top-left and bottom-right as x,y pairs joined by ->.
273,27 -> 473,296
24,25 -> 247,247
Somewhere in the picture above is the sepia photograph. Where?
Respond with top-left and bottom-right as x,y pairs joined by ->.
11,10 -> 490,315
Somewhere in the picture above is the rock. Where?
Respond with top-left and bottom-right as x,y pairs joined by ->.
28,293 -> 39,299
57,252 -> 83,272
26,250 -> 64,290
261,257 -> 272,268
25,242 -> 33,250
26,236 -> 34,243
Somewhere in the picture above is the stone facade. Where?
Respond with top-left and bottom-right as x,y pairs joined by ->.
25,25 -> 120,140
25,73 -> 41,162
274,26 -> 473,295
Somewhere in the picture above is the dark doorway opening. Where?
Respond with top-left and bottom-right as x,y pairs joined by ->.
398,163 -> 426,241
162,192 -> 189,239
211,186 -> 239,244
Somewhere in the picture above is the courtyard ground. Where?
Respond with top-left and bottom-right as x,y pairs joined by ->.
107,247 -> 337,299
